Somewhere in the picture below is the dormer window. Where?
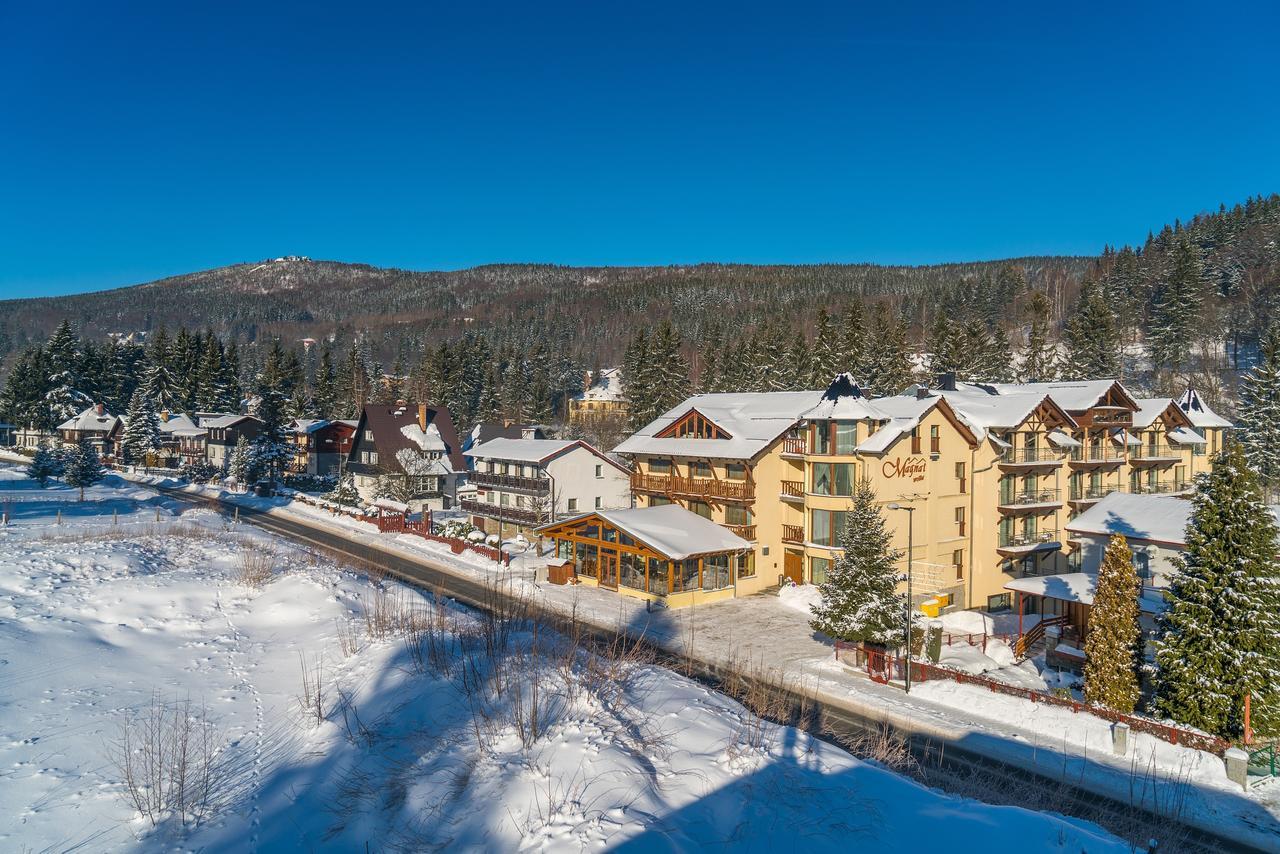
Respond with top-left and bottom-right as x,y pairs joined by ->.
657,409 -> 729,440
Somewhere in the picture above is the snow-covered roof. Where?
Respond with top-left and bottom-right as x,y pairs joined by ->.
1006,572 -> 1096,605
858,417 -> 922,454
1046,429 -> 1080,448
57,405 -> 119,433
800,374 -> 887,421
1167,427 -> 1206,445
464,437 -> 576,463
540,504 -> 750,560
573,367 -> 625,403
1131,398 -> 1178,429
156,413 -> 197,435
615,391 -> 823,460
1176,388 -> 1233,428
1065,492 -> 1192,545
290,418 -> 330,435
396,447 -> 455,476
935,383 -> 1069,433
401,422 -> 447,452
171,427 -> 207,438
200,414 -> 255,429
988,380 -> 1127,413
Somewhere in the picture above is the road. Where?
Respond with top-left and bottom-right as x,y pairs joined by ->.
158,484 -> 1266,853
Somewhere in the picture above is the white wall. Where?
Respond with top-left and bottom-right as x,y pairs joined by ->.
1074,533 -> 1182,591
547,447 -> 631,516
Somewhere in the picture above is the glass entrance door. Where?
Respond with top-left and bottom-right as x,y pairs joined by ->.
599,549 -> 619,589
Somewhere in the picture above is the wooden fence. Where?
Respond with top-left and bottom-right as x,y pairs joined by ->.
376,511 -> 511,565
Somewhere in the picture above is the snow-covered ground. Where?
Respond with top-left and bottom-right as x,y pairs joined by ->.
0,467 -> 1134,851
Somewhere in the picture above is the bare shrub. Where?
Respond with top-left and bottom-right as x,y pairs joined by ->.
335,618 -> 363,657
106,693 -> 229,829
298,651 -> 326,726
235,546 -> 276,588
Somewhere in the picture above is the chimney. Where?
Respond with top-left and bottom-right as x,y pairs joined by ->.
418,403 -> 427,432
521,426 -> 537,440
160,409 -> 171,423
95,402 -> 105,415
936,371 -> 957,391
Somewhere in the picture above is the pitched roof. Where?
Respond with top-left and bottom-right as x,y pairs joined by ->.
357,402 -> 465,474
988,379 -> 1136,413
465,437 -> 629,473
799,373 -> 887,421
56,405 -> 119,433
1065,492 -> 1192,545
199,413 -> 258,430
573,367 -> 625,402
615,390 -> 824,460
1176,387 -> 1233,428
537,504 -> 750,560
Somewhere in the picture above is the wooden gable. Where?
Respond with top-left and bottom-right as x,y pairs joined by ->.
656,408 -> 731,440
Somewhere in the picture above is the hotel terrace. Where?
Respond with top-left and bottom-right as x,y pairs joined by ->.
613,374 -> 1230,612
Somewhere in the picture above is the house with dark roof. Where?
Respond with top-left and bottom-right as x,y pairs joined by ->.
345,401 -> 466,509
286,418 -> 358,477
200,414 -> 262,469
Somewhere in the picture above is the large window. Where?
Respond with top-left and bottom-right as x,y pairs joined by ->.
702,554 -> 733,590
726,463 -> 746,481
692,460 -> 712,478
812,422 -> 831,455
810,509 -> 848,547
575,541 -> 598,578
675,559 -> 699,593
648,558 -> 669,595
620,552 -> 645,590
834,422 -> 857,455
810,463 -> 855,496
810,556 -> 831,585
688,500 -> 712,520
650,458 -> 672,475
724,504 -> 752,526
737,552 -> 755,579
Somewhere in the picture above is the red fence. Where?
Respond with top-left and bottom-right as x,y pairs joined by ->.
835,641 -> 1230,755
376,511 -> 511,565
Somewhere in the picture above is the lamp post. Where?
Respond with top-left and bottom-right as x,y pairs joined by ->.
887,502 -> 916,694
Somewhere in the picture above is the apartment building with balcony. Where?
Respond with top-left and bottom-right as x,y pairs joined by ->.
462,438 -> 631,536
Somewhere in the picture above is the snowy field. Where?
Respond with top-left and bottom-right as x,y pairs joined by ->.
0,467 -> 1133,852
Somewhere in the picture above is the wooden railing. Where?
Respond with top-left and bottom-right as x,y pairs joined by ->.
780,480 -> 804,497
376,510 -> 510,564
781,523 -> 804,544
459,497 -> 545,526
470,470 -> 550,493
630,472 -> 754,501
726,524 -> 757,541
1013,615 -> 1069,659
781,435 -> 807,455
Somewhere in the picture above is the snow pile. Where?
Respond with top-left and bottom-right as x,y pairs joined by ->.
0,467 -> 1131,852
778,582 -> 823,616
400,421 -> 446,451
938,609 -> 995,635
395,446 -> 453,476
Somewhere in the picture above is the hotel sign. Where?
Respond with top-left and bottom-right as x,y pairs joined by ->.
882,456 -> 927,482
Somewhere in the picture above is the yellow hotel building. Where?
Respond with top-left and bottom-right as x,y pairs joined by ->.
614,374 -> 1230,612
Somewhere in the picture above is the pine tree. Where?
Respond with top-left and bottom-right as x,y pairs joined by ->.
862,304 -> 914,396
1019,291 -> 1060,382
0,347 -> 51,429
782,333 -> 811,391
250,383 -> 291,483
623,329 -> 656,430
752,318 -> 788,392
809,307 -> 840,386
119,388 -> 163,466
313,347 -> 338,418
927,312 -> 961,377
840,301 -> 866,378
327,472 -> 360,508
1152,442 -> 1280,738
1063,281 -> 1121,379
979,326 -> 1014,382
26,446 -> 59,487
809,478 -> 905,645
63,438 -> 104,501
226,435 -> 258,485
1083,534 -> 1142,713
1237,325 -> 1280,497
652,321 -> 692,414
1147,240 -> 1205,376
43,320 -> 91,426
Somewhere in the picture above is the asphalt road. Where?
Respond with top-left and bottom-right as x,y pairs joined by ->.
158,485 -> 1269,853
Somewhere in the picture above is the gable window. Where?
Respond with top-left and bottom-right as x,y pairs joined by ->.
364,430 -> 373,441
910,428 -> 921,455
657,410 -> 729,439
594,463 -> 603,478
595,496 -> 603,509
930,425 -> 940,453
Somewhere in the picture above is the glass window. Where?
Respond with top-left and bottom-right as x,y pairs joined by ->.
556,539 -> 571,559
584,523 -> 600,539
567,498 -> 578,511
987,593 -> 1011,612
500,493 -> 510,506
692,460 -> 712,478
809,556 -> 831,585
620,532 -> 636,547
812,422 -> 831,454
649,495 -> 671,507
676,559 -> 699,593
595,496 -> 603,509
834,422 -> 857,455
833,463 -> 855,496
702,554 -> 732,590
726,463 -> 746,481
602,525 -> 618,543
620,552 -> 645,590
650,458 -> 672,474
725,504 -> 751,526
737,552 -> 755,579
688,500 -> 712,520
812,464 -> 832,495
595,464 -> 603,478
575,541 -> 598,577
810,510 -> 848,547
648,558 -> 668,595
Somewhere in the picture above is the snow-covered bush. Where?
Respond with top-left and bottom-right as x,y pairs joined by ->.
436,518 -> 479,541
180,460 -> 220,483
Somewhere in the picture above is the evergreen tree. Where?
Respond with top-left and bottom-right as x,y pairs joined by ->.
782,333 -> 811,391
752,319 -> 788,392
249,383 -> 291,483
927,312 -> 961,377
0,347 -> 51,428
809,307 -> 840,386
1063,282 -> 1121,379
63,438 -> 104,501
652,320 -> 692,415
862,304 -> 914,395
226,434 -> 258,485
327,472 -> 360,508
623,328 -> 657,430
840,301 -> 866,378
1152,442 -> 1280,738
697,324 -> 724,393
1083,534 -> 1142,713
313,346 -> 338,418
979,326 -> 1014,383
1019,291 -> 1059,382
1237,325 -> 1280,497
43,320 -> 91,426
26,445 -> 59,487
809,478 -> 905,645
1147,240 -> 1205,376
119,388 -> 163,465
141,329 -> 181,413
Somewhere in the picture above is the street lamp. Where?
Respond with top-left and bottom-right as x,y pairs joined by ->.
887,502 -> 916,694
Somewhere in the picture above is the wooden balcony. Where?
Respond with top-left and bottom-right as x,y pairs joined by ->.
630,472 -> 754,502
726,524 -> 757,541
997,489 -> 1063,512
459,498 -> 545,527
780,480 -> 805,500
781,435 -> 807,456
781,523 -> 804,544
471,470 -> 550,493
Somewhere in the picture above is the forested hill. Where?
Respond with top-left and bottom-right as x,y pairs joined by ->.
0,256 -> 1089,361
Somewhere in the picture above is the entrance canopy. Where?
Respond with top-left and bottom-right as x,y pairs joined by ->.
1006,572 -> 1166,615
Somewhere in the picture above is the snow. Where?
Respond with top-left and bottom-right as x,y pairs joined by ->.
395,446 -> 454,476
1176,387 -> 1234,428
463,436 -> 577,463
1167,426 -> 1207,445
1131,397 -> 1177,429
938,609 -> 994,635
56,404 -> 119,433
1006,572 -> 1097,605
777,582 -> 822,616
1046,428 -> 1081,447
545,504 -> 750,560
0,465 -> 1134,853
399,421 -> 446,451
1065,492 -> 1192,545
615,391 -> 822,459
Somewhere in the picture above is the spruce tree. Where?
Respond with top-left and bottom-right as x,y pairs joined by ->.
752,319 -> 788,392
809,478 -> 905,645
1147,240 -> 1205,376
1152,442 -> 1280,738
1083,534 -> 1142,713
840,301 -> 866,378
927,313 -> 960,377
43,320 -> 91,425
782,333 -> 811,391
862,304 -> 915,396
63,438 -> 104,501
1237,325 -> 1280,497
250,383 -> 292,483
0,347 -> 51,429
1063,281 -> 1121,379
623,329 -> 656,430
809,308 -> 841,387
26,446 -> 58,487
1019,291 -> 1060,382
314,346 -> 338,418
119,388 -> 163,466
226,435 -> 258,485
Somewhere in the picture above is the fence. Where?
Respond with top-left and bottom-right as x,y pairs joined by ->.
834,641 -> 1230,755
376,511 -> 511,565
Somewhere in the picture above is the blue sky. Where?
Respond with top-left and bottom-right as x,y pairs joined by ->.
1,1 -> 1277,298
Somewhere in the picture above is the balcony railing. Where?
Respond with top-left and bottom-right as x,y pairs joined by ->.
471,470 -> 550,493
998,528 -> 1060,549
726,524 -> 757,541
998,488 -> 1062,509
780,480 -> 805,498
781,523 -> 804,544
1129,480 -> 1191,495
630,472 -> 754,501
1000,448 -> 1062,465
1130,444 -> 1182,462
459,498 -> 546,527
1069,484 -> 1115,503
781,435 -> 807,455
1069,446 -> 1127,464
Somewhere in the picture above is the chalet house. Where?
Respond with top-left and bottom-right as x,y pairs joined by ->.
569,368 -> 628,425
57,404 -> 121,458
462,438 -> 632,536
113,410 -> 200,467
463,422 -> 548,460
286,418 -> 357,477
345,401 -> 466,510
201,414 -> 263,469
